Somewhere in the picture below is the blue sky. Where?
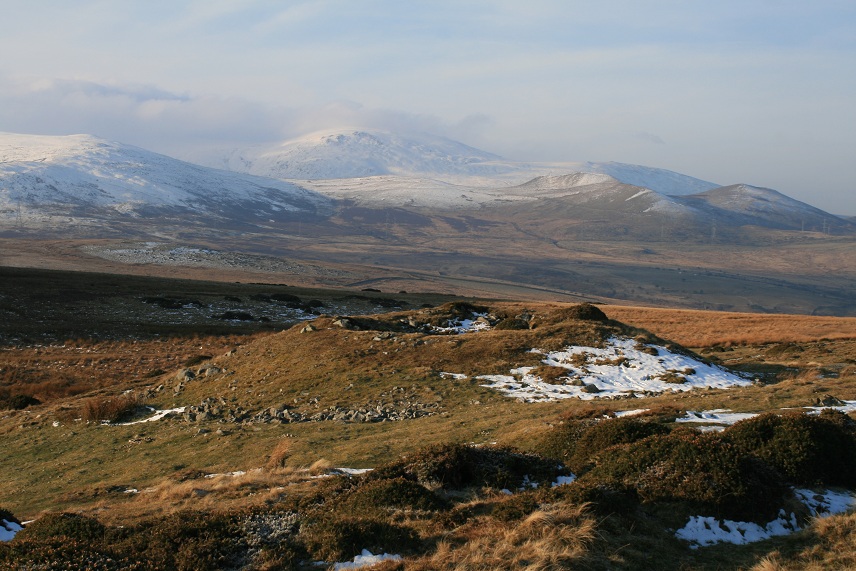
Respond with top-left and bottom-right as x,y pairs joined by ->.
1,1 -> 854,213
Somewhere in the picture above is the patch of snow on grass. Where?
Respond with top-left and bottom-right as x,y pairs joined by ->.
614,409 -> 649,418
433,314 -> 491,334
333,549 -> 402,570
794,488 -> 856,516
807,401 -> 856,415
676,510 -> 799,548
676,402 -> 856,431
478,337 -> 749,401
1,519 -> 22,542
333,468 -> 374,476
676,409 -> 759,426
552,475 -> 577,487
677,489 -> 855,548
204,470 -> 247,479
440,372 -> 468,380
116,406 -> 186,425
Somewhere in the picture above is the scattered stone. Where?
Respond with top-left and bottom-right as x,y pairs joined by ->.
175,368 -> 195,382
197,364 -> 222,377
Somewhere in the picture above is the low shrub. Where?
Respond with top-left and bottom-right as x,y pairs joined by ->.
110,510 -> 244,571
299,516 -> 420,562
0,394 -> 41,410
578,429 -> 789,523
0,537 -> 146,570
17,512 -> 106,542
554,303 -> 608,322
493,317 -> 530,330
546,481 -> 639,516
336,478 -> 449,514
725,410 -> 856,487
373,444 -> 566,491
538,417 -> 671,473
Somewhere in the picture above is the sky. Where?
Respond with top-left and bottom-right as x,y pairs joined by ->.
1,1 -> 855,214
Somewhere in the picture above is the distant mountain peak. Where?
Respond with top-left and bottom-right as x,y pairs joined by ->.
198,128 -> 513,181
0,132 -> 331,232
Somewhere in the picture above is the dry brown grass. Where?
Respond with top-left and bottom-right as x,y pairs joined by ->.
605,305 -> 856,347
81,393 -> 143,423
749,512 -> 856,570
266,438 -> 293,469
408,504 -> 595,570
82,464 -> 334,524
0,334 -> 255,404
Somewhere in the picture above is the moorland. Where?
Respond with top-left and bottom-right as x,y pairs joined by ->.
2,265 -> 856,570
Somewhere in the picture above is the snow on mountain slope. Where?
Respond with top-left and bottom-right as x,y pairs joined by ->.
189,128 -> 720,196
677,184 -> 853,232
0,133 -> 332,227
508,172 -> 616,191
572,161 -> 720,196
504,174 -> 698,217
299,175 -> 533,210
195,129 -> 518,181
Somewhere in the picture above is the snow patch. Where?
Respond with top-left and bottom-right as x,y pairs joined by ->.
476,337 -> 750,402
433,314 -> 491,334
115,407 -> 186,425
794,488 -> 856,516
676,489 -> 855,548
676,401 -> 856,430
552,475 -> 577,487
614,409 -> 649,418
332,468 -> 374,476
676,409 -> 759,426
333,549 -> 402,570
676,510 -> 799,548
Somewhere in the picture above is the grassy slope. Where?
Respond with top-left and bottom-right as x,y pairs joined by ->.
2,276 -> 856,568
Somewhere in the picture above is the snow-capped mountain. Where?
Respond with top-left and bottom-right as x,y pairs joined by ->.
192,129 -> 518,181
0,133 -> 332,229
1,130 -> 850,241
677,184 -> 849,233
189,128 -> 721,197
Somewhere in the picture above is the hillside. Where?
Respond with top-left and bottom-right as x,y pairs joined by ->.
679,184 -> 851,233
2,268 -> 856,569
0,132 -> 332,233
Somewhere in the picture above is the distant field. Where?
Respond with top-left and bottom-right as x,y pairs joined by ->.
606,305 -> 856,347
2,230 -> 855,316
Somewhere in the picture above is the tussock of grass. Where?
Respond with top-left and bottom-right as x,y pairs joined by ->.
408,504 -> 595,570
81,393 -> 145,423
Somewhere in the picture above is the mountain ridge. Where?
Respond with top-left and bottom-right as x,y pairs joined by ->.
0,132 -> 332,231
